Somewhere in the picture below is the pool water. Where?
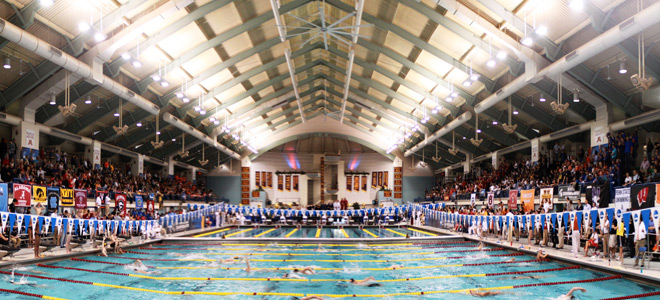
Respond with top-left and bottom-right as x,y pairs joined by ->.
197,226 -> 436,238
1,239 -> 659,299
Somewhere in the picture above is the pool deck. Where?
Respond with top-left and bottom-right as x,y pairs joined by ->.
419,225 -> 660,285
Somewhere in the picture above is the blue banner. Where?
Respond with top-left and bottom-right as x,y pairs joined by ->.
135,195 -> 144,209
0,183 -> 7,212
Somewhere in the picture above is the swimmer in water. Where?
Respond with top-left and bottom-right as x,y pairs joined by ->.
291,296 -> 325,300
468,290 -> 504,297
477,242 -> 484,250
537,250 -> 549,260
506,257 -> 516,262
282,272 -> 306,280
293,266 -> 315,275
220,256 -> 241,263
349,276 -> 381,287
10,279 -> 47,288
505,275 -> 552,280
557,287 -> 586,300
389,264 -> 404,269
245,256 -> 251,273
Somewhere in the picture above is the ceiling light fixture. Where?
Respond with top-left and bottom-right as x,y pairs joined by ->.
131,60 -> 142,68
513,110 -> 519,115
49,93 -> 56,105
569,0 -> 584,11
573,90 -> 580,103
39,0 -> 54,7
78,22 -> 90,32
136,122 -> 142,127
160,80 -> 170,88
521,36 -> 533,46
94,32 -> 106,42
619,61 -> 627,74
535,25 -> 548,36
539,94 -> 546,102
84,97 -> 92,105
492,121 -> 498,125
487,59 -> 496,68
113,110 -> 120,117
121,53 -> 131,60
182,97 -> 190,103
496,51 -> 507,60
3,57 -> 10,69
151,74 -> 161,82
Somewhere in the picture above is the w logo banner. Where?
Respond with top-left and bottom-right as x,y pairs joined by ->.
637,187 -> 649,207
631,184 -> 656,210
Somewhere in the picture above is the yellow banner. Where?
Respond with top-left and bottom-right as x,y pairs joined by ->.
520,189 -> 535,212
33,185 -> 47,203
60,188 -> 74,206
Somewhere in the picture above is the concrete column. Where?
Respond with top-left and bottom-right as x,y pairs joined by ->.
131,154 -> 144,176
13,121 -> 39,160
84,140 -> 102,169
167,156 -> 175,177
463,153 -> 471,174
492,151 -> 499,170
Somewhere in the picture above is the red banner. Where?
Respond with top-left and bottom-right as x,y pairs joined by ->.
147,198 -> 155,215
115,193 -> 127,217
508,190 -> 518,211
74,189 -> 87,209
13,183 -> 31,207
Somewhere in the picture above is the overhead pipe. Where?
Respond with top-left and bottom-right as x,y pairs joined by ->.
408,1 -> 660,158
163,112 -> 240,160
0,18 -> 159,115
0,113 -> 204,169
404,111 -> 471,156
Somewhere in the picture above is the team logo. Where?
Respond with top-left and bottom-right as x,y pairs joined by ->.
118,201 -> 125,212
637,187 -> 649,206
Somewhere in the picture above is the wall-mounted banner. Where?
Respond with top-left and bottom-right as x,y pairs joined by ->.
657,184 -> 660,205
267,172 -> 273,189
540,187 -> 554,206
261,172 -> 267,188
631,184 -> 656,211
285,175 -> 291,192
508,190 -> 518,211
377,172 -> 383,188
115,193 -> 127,217
0,183 -> 7,212
558,185 -> 580,201
47,187 -> 60,211
585,184 -> 608,208
371,172 -> 377,188
13,184 -> 32,207
615,187 -> 631,212
531,138 -> 539,163
383,171 -> 389,189
293,175 -> 299,192
354,176 -> 359,192
135,195 -> 143,209
147,198 -> 155,215
278,175 -> 283,191
33,186 -> 47,203
60,188 -> 74,207
346,176 -> 352,191
361,175 -> 368,192
521,189 -> 535,212
74,189 -> 87,209
470,193 -> 476,206
487,192 -> 494,208
255,172 -> 261,188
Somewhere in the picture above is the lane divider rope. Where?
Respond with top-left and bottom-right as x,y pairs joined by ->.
225,228 -> 254,238
600,291 -> 660,300
139,244 -> 477,252
285,228 -> 298,238
193,227 -> 235,238
362,228 -> 379,238
0,287 -> 68,300
124,247 -> 505,257
401,226 -> 437,236
0,270 -> 620,298
154,241 -> 473,246
253,228 -> 277,238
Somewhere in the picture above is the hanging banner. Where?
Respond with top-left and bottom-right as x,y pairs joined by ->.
377,172 -> 383,188
267,172 -> 273,189
354,176 -> 359,192
135,194 -> 144,209
531,138 -> 539,163
585,185 -> 602,208
261,172 -> 267,188
470,193 -> 476,206
487,192 -> 494,208
540,187 -> 554,206
255,172 -> 261,188
361,175 -> 368,192
521,189 -> 535,212
47,187 -> 60,211
631,184 -> 656,211
115,193 -> 127,217
383,171 -> 389,189
508,190 -> 518,211
293,175 -> 299,192
372,172 -> 377,188
74,189 -> 87,209
13,183 -> 32,207
657,184 -> 660,205
615,187 -> 631,212
278,175 -> 283,191
60,188 -> 74,207
346,176 -> 352,191
285,175 -> 291,192
558,185 -> 580,201
147,198 -> 155,215
0,183 -> 7,212
33,186 -> 47,203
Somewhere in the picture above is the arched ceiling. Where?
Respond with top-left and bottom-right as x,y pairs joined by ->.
0,0 -> 659,169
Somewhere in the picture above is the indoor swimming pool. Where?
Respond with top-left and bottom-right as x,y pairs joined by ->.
1,239 -> 659,299
193,226 -> 438,238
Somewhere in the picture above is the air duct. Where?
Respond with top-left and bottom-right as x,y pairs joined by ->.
407,1 -> 660,157
0,19 -> 159,115
404,111 -> 471,157
163,112 -> 240,160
